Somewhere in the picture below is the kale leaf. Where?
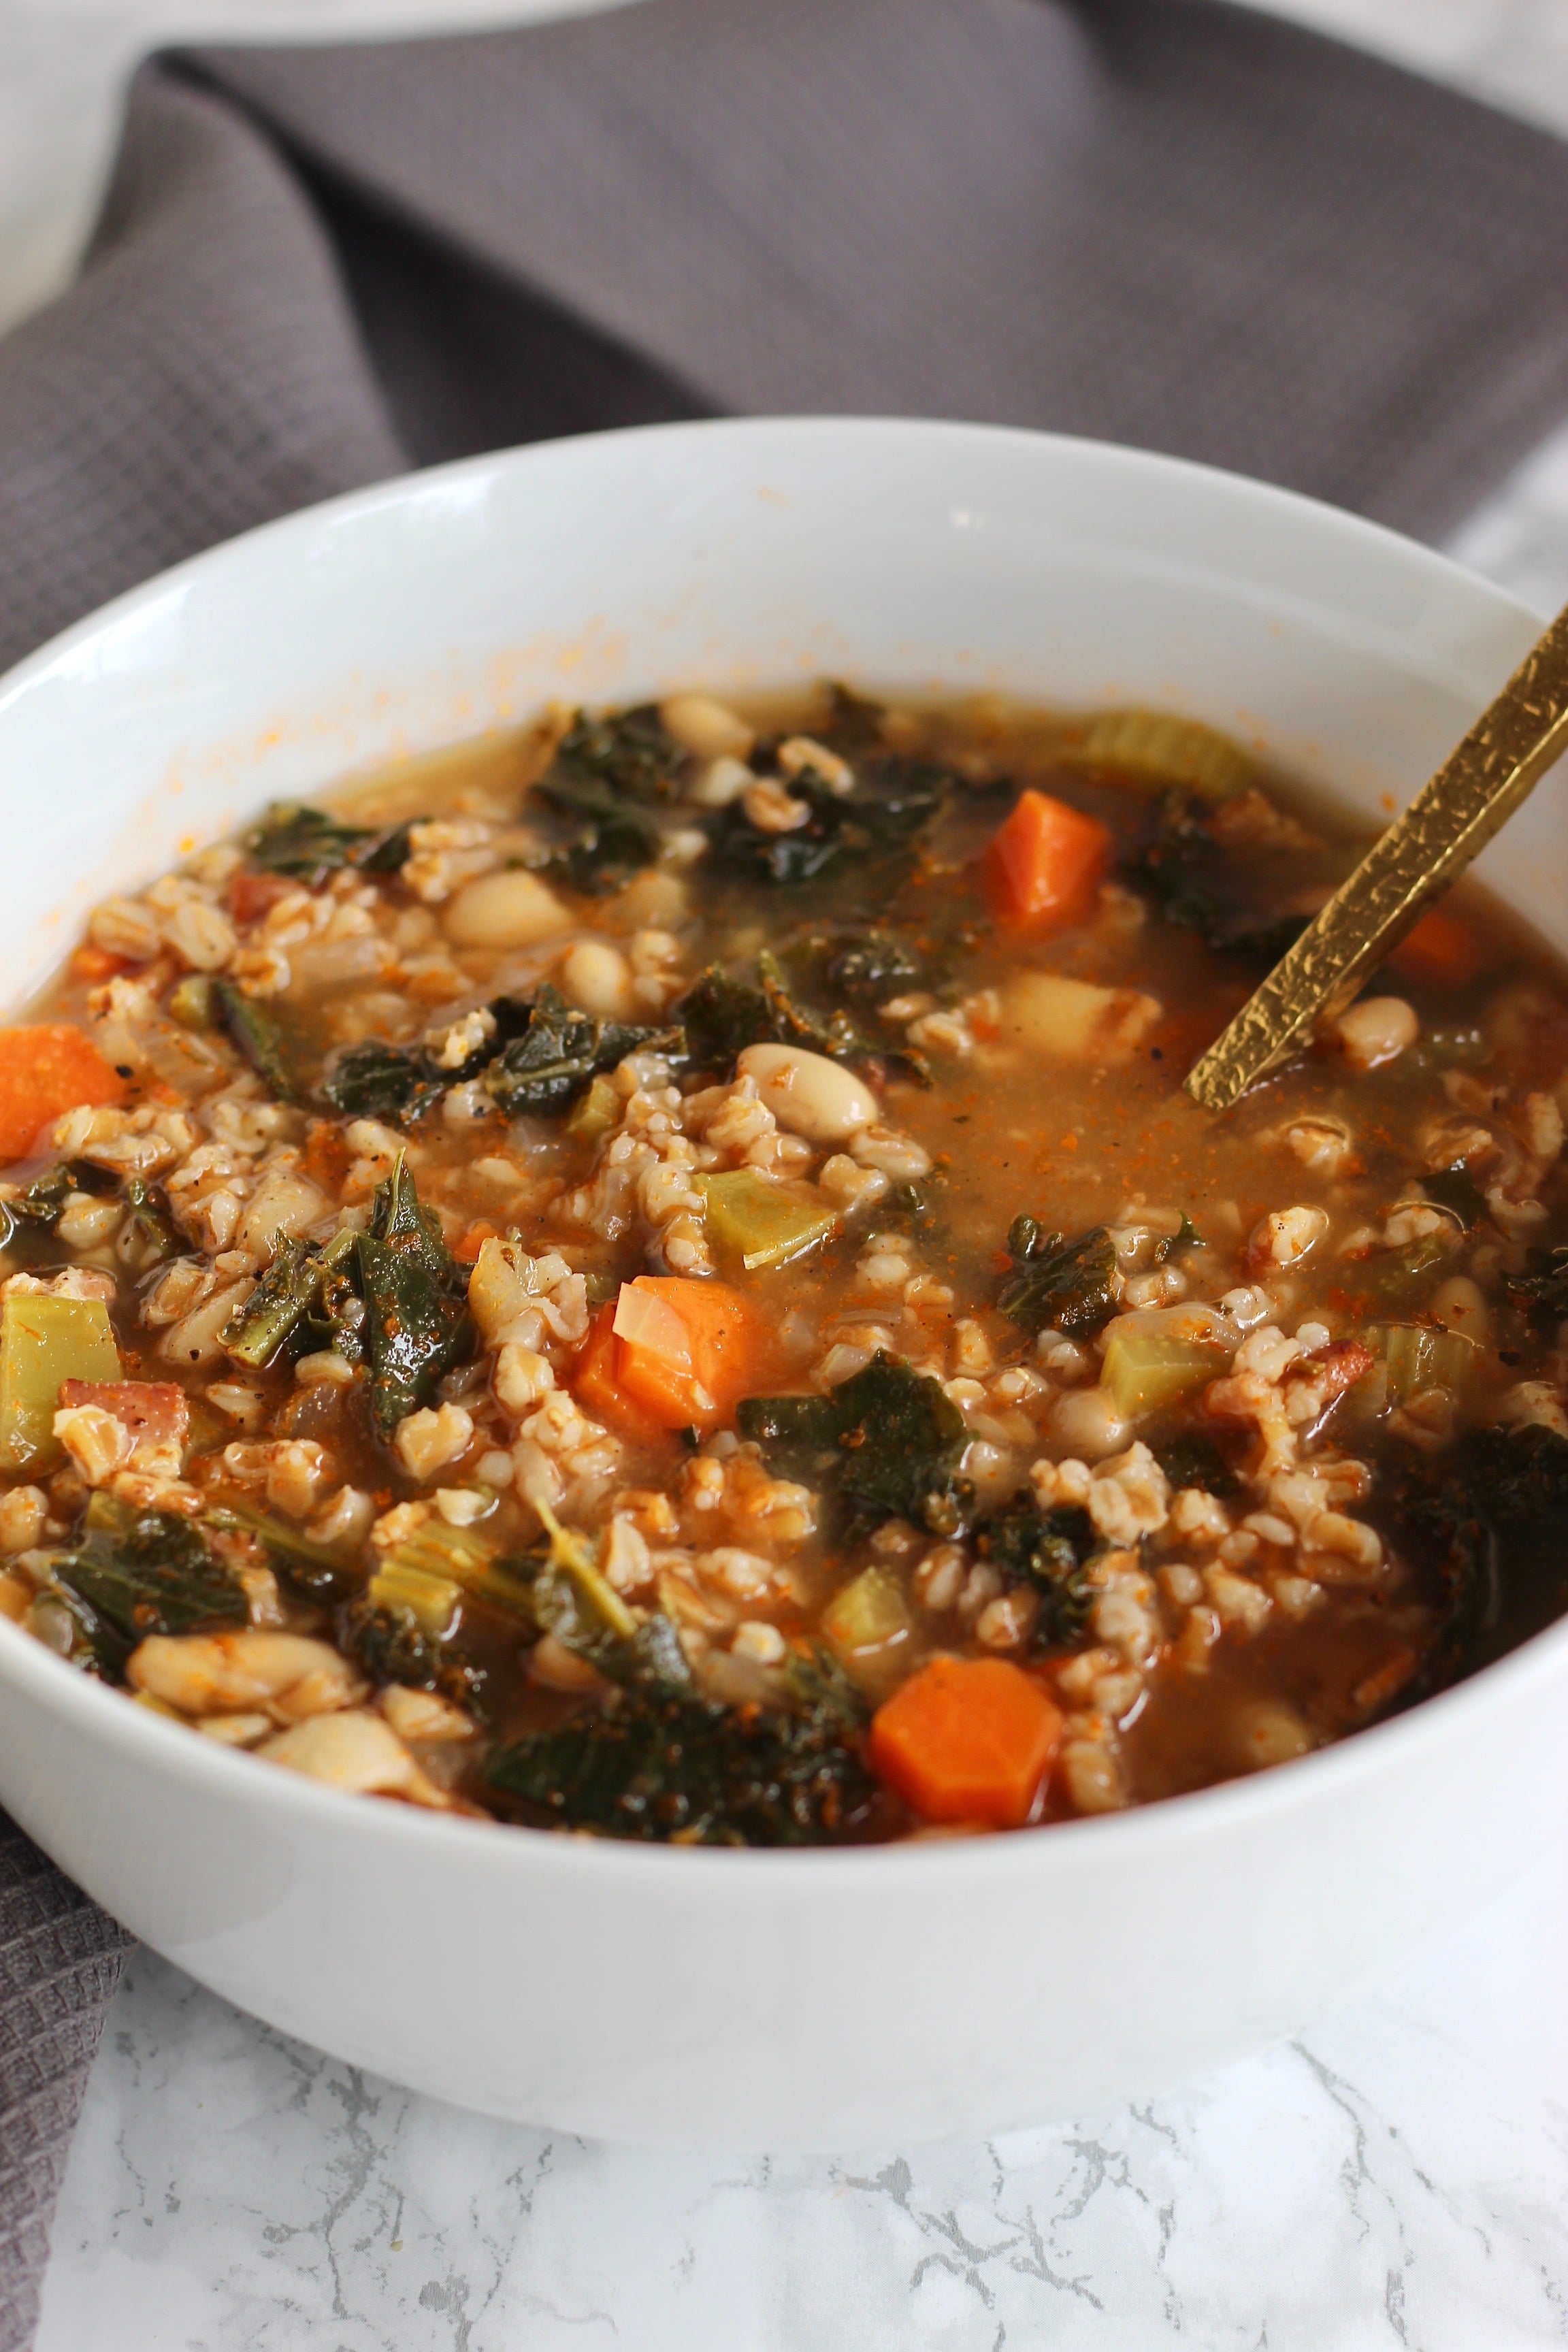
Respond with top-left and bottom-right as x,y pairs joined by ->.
997,1222 -> 1119,1338
546,706 -> 682,804
318,1040 -> 447,1124
1504,1243 -> 1568,1329
1422,1162 -> 1488,1230
674,949 -> 898,1081
707,757 -> 948,889
357,1156 -> 472,1438
823,929 -> 926,1004
207,1500 -> 363,1606
487,1682 -> 877,1845
973,1490 -> 1096,1648
223,1232 -> 338,1369
534,706 -> 680,894
738,1351 -> 968,1537
1154,1432 -> 1241,1497
116,1176 -> 179,1273
245,802 -> 419,887
483,985 -> 681,1116
340,1594 -> 495,1717
54,1509 -> 247,1678
1379,1424 -> 1568,1692
820,683 -> 887,757
214,979 -> 297,1100
1130,791 -> 1307,962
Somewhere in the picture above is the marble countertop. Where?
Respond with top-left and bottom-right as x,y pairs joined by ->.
8,1 -> 1568,2344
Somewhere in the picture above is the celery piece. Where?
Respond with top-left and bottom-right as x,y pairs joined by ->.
0,1294 -> 120,1473
1101,1311 -> 1230,1419
1367,1323 -> 1477,1407
1066,708 -> 1254,800
565,1073 -> 621,1144
367,1558 -> 463,1639
697,1168 -> 839,1271
821,1566 -> 915,1673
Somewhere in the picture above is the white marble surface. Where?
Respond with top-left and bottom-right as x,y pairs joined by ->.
10,1 -> 1568,2344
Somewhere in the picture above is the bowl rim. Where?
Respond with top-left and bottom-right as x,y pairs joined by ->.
0,410 -> 1560,1886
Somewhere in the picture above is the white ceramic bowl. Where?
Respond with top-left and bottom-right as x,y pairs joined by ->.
0,420 -> 1565,2152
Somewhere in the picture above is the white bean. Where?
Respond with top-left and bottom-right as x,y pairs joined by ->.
659,693 -> 753,762
444,868 -> 571,950
1049,1385 -> 1132,1460
1336,995 -> 1418,1071
559,938 -> 633,1019
736,1043 -> 877,1144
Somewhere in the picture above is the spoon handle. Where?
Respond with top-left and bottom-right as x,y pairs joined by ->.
1186,601 -> 1568,1113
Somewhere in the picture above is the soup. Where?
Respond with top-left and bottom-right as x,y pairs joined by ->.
1,683 -> 1565,1842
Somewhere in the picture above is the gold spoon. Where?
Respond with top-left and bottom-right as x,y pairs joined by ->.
1186,602 -> 1568,1113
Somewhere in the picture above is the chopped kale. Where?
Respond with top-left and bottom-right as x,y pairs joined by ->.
1154,1432 -> 1241,1497
356,1156 -> 472,1439
487,1682 -> 877,1845
1158,1213 -> 1207,1260
222,1235 -> 327,1369
340,1593 -> 493,1717
707,756 -> 948,889
318,1039 -> 447,1124
674,968 -> 782,1074
245,802 -> 420,887
547,706 -> 683,804
53,1509 -> 246,1678
0,1161 -> 114,1245
738,1351 -> 968,1537
533,706 -> 680,894
538,781 -> 666,896
674,950 -> 908,1082
1130,791 -> 1307,962
1504,1243 -> 1568,1330
483,985 -> 681,1116
116,1176 -> 179,1273
997,1223 -> 1119,1339
821,683 -> 886,756
1379,1424 -> 1568,1692
207,1500 -> 363,1606
973,1490 -> 1096,1648
823,929 -> 926,1004
1422,1162 -> 1488,1230
214,979 -> 297,1100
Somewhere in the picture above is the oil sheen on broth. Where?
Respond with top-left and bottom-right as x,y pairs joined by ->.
2,683 -> 1566,1843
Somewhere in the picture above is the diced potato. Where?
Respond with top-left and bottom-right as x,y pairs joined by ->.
1101,1307 -> 1232,1418
0,1294 -> 121,1473
999,972 -> 1160,1062
697,1169 -> 838,1271
821,1566 -> 915,1689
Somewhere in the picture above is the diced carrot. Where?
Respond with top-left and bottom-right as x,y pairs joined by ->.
1390,906 -> 1488,989
70,945 -> 127,984
453,1219 -> 500,1265
570,1302 -> 668,1445
984,789 -> 1111,931
870,1655 -> 1063,1829
0,1025 -> 127,1162
609,1275 -> 771,1433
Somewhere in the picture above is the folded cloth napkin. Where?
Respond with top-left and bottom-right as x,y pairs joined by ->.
7,1 -> 1568,2337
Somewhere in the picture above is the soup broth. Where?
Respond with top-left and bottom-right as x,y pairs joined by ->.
3,683 -> 1566,1842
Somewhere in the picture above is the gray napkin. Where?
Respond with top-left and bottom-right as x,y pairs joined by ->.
7,1 -> 1568,2338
